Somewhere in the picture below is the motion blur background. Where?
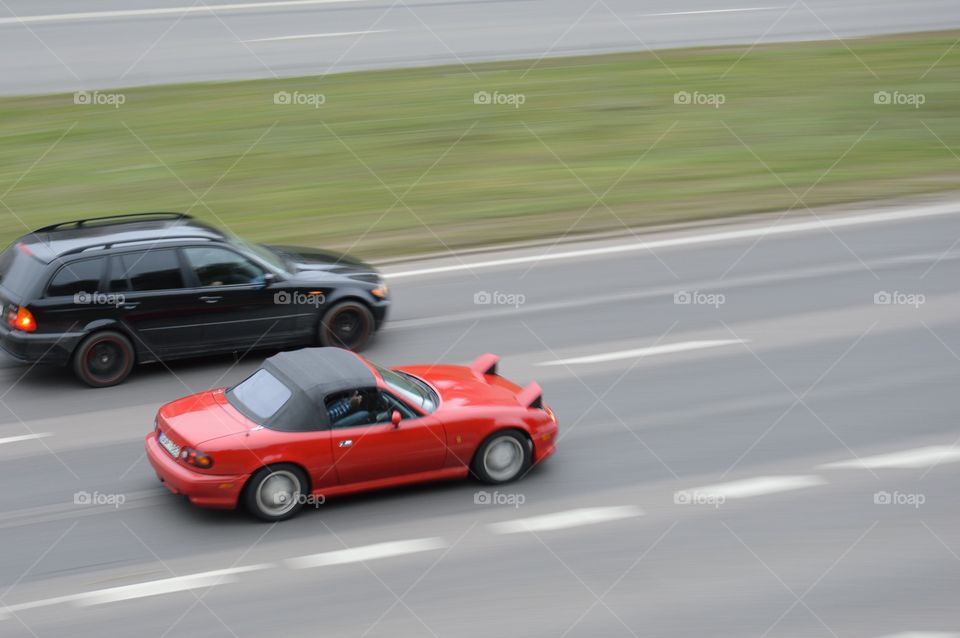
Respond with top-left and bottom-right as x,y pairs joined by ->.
1,1 -> 960,637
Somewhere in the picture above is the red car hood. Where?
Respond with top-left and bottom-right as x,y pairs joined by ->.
397,364 -> 530,409
157,389 -> 254,447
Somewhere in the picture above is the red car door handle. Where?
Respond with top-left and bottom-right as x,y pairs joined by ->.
338,440 -> 353,448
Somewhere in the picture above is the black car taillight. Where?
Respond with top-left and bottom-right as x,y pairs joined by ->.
6,305 -> 36,332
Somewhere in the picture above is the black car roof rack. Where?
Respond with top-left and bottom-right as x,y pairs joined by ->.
34,212 -> 193,234
57,235 -> 215,258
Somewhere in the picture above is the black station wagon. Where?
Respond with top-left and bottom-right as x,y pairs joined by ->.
0,213 -> 389,386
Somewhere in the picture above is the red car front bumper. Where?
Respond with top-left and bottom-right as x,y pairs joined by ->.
145,433 -> 248,509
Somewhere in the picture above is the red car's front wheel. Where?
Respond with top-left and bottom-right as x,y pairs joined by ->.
472,431 -> 532,484
244,465 -> 308,522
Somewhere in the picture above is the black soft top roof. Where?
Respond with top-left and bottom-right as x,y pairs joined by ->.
238,348 -> 377,432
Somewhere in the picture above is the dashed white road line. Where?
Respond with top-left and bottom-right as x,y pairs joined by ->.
0,565 -> 272,618
0,0 -> 369,27
488,506 -> 642,534
285,538 -> 446,569
819,446 -> 960,470
643,7 -> 783,17
243,29 -> 390,42
537,339 -> 745,366
387,202 -> 960,278
877,633 -> 960,638
0,433 -> 52,446
675,475 -> 826,501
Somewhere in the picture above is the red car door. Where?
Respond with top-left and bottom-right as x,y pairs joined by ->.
330,406 -> 447,484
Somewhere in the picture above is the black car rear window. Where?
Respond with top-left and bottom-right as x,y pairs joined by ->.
115,250 -> 184,291
46,257 -> 106,297
0,243 -> 46,298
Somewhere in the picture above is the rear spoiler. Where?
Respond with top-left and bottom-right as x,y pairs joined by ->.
517,382 -> 543,410
470,353 -> 500,378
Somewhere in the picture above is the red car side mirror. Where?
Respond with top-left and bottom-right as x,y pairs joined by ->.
390,410 -> 402,428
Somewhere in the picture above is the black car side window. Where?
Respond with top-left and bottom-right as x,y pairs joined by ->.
117,250 -> 184,291
182,247 -> 265,287
46,257 -> 106,297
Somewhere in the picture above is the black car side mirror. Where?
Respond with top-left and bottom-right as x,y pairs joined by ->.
390,410 -> 402,428
262,272 -> 277,287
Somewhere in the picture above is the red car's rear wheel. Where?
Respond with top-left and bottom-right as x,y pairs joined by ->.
244,465 -> 308,522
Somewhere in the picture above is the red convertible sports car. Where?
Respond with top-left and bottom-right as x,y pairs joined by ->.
145,347 -> 557,521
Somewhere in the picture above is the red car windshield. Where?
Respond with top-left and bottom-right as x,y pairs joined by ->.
374,365 -> 438,414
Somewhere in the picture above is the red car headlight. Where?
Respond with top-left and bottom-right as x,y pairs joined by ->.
180,447 -> 214,469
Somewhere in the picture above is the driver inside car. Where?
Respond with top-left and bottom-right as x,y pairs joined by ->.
327,390 -> 366,427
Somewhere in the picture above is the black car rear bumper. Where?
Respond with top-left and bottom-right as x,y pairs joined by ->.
0,326 -> 80,366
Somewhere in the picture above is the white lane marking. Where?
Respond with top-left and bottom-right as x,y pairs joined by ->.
0,0 -> 369,27
286,538 -> 446,569
644,7 -> 783,17
877,633 -> 960,638
78,565 -> 272,606
244,28 -> 390,42
675,475 -> 826,501
0,565 -> 272,617
537,339 -> 745,366
488,506 -> 642,534
386,202 -> 960,278
819,446 -> 960,470
0,433 -> 52,445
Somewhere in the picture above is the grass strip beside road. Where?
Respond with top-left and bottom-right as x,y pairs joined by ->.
0,30 -> 957,257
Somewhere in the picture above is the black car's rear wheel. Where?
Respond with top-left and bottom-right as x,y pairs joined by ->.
319,301 -> 374,351
472,430 -> 532,484
244,465 -> 308,522
73,330 -> 135,387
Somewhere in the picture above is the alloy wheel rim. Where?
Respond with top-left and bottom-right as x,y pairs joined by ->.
483,437 -> 524,482
256,470 -> 301,517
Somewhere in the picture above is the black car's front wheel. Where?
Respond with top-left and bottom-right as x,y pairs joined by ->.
73,330 -> 135,387
319,301 -> 374,351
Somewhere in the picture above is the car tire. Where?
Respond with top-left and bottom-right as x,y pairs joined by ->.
244,464 -> 308,522
472,430 -> 532,484
72,330 -> 135,387
318,301 -> 374,351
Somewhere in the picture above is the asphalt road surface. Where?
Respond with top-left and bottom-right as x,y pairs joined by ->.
0,198 -> 959,637
1,0 -> 959,95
